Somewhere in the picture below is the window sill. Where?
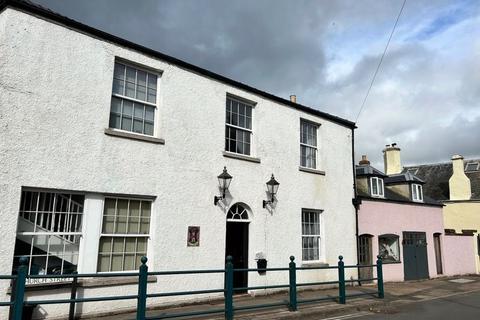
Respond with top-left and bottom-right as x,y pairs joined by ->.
299,167 -> 325,175
9,275 -> 158,293
301,262 -> 329,267
223,151 -> 261,163
104,128 -> 165,144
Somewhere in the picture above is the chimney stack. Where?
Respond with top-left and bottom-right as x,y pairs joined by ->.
383,143 -> 402,175
359,155 -> 370,165
290,95 -> 297,103
449,154 -> 471,200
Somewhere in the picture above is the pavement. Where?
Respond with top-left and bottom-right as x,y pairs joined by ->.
92,275 -> 480,319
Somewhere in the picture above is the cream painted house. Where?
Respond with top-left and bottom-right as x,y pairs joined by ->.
0,1 -> 357,318
405,156 -> 480,273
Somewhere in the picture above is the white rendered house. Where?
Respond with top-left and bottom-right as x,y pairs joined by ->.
0,0 -> 357,318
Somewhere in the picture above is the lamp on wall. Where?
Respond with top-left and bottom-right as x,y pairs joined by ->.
263,174 -> 280,208
214,166 -> 232,206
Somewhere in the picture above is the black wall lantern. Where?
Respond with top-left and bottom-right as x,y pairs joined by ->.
263,174 -> 280,208
214,166 -> 232,205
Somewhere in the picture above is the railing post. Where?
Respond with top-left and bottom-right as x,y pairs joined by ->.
288,256 -> 297,311
12,256 -> 28,320
225,255 -> 234,320
376,255 -> 384,299
338,255 -> 346,304
68,271 -> 78,320
136,256 -> 148,320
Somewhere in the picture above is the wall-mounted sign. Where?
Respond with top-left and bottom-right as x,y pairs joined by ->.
187,226 -> 200,247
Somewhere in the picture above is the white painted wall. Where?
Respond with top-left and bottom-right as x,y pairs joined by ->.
0,8 -> 357,318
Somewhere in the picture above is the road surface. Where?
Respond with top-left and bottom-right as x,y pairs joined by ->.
329,290 -> 480,320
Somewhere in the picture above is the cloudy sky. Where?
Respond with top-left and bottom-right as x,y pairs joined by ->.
36,0 -> 480,168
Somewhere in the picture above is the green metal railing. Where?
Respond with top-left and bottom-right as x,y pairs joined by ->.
2,255 -> 384,320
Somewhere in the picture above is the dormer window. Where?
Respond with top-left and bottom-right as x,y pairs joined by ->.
412,184 -> 423,202
370,177 -> 384,197
465,162 -> 479,172
407,168 -> 419,175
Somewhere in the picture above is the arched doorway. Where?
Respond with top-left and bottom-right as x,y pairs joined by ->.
225,203 -> 250,293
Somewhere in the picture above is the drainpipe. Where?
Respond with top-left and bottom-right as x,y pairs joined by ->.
350,127 -> 361,285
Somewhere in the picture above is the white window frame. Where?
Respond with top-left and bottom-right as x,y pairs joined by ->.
370,177 -> 384,197
13,189 -> 84,276
300,119 -> 319,169
97,197 -> 152,273
301,209 -> 324,263
109,60 -> 159,137
225,95 -> 254,156
412,184 -> 423,202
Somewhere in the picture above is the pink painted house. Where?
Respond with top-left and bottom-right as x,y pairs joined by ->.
355,145 -> 475,282
357,200 -> 443,282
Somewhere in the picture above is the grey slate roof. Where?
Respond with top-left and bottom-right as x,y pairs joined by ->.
384,172 -> 424,184
403,159 -> 480,201
355,164 -> 386,177
356,184 -> 441,206
355,165 -> 441,206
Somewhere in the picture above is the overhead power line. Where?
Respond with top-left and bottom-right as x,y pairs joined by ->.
355,0 -> 407,123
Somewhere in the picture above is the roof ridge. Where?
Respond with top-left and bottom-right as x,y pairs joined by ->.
404,161 -> 452,168
405,158 -> 480,168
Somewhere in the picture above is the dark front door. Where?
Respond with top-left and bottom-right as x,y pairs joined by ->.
403,232 -> 429,281
358,234 -> 373,281
225,222 -> 249,293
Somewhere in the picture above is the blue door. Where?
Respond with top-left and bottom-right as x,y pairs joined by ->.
403,232 -> 429,281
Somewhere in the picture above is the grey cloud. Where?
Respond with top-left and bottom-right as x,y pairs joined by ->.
35,0 -> 333,95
